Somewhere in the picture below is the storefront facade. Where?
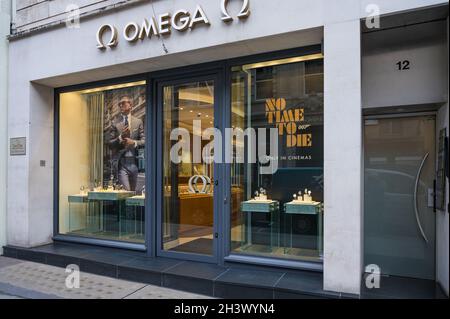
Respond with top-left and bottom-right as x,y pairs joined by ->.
6,0 -> 450,297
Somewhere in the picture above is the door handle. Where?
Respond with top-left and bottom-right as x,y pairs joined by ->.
433,179 -> 437,213
427,188 -> 434,208
414,153 -> 429,243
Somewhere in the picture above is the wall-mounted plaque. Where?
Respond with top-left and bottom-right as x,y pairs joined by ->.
10,137 -> 26,156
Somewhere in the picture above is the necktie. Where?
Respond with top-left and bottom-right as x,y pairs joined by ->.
124,115 -> 129,127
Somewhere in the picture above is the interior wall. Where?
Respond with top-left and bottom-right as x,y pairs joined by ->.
58,92 -> 89,234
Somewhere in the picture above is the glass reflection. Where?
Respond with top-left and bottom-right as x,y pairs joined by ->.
230,57 -> 324,262
163,80 -> 215,255
59,81 -> 146,243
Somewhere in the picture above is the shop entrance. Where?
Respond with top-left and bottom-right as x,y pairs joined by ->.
156,72 -> 222,263
364,114 -> 436,280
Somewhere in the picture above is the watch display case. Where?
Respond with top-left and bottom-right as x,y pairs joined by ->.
59,81 -> 146,243
230,55 -> 324,262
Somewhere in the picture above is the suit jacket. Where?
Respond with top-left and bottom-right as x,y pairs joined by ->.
107,114 -> 145,170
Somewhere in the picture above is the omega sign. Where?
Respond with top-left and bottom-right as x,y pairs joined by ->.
97,1 -> 250,49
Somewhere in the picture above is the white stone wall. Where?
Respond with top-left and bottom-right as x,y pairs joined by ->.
323,17 -> 362,296
362,20 -> 448,108
14,0 -> 142,33
6,0 -> 449,296
0,0 -> 11,255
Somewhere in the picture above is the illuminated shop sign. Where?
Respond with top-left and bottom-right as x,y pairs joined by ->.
96,0 -> 251,49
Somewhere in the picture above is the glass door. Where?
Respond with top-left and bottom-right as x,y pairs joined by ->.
364,115 -> 436,280
157,75 -> 220,262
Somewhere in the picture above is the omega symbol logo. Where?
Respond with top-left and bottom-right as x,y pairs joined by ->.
221,0 -> 250,22
96,24 -> 119,49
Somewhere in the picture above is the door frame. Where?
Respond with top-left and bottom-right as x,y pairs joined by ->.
362,110 -> 438,280
153,68 -> 225,264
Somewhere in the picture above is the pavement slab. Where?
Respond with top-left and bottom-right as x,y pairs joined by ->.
0,257 -> 212,299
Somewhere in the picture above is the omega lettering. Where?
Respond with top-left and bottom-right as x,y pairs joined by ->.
96,24 -> 119,49
97,2 -> 251,49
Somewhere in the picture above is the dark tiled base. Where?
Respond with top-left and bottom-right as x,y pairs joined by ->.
3,243 -> 335,299
214,282 -> 274,299
16,249 -> 47,263
163,274 -> 214,296
4,243 -> 443,299
361,273 -> 448,299
118,267 -> 162,286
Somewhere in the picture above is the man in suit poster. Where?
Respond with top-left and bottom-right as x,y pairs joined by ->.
108,95 -> 145,191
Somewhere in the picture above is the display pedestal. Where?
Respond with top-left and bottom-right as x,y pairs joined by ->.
284,201 -> 323,257
67,191 -> 138,239
125,196 -> 145,240
68,194 -> 89,233
240,200 -> 280,253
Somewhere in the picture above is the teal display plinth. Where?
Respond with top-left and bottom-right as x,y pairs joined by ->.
241,200 -> 279,213
240,200 -> 280,252
68,194 -> 88,203
285,201 -> 321,215
283,201 -> 324,257
126,196 -> 145,207
88,191 -> 135,201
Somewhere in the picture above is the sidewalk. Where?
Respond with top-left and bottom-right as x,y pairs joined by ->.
0,256 -> 212,299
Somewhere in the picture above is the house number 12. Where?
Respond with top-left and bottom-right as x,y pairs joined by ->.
396,60 -> 410,70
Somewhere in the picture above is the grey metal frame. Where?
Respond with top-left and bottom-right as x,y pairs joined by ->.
154,70 -> 224,264
54,73 -> 148,251
54,45 -> 327,271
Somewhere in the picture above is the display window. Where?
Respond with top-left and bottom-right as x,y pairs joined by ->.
58,81 -> 147,243
161,79 -> 216,256
56,49 -> 325,267
229,55 -> 324,262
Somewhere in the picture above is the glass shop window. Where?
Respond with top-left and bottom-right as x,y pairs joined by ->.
58,81 -> 147,243
230,56 -> 324,262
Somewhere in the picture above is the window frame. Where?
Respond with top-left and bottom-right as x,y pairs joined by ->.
54,73 -> 149,251
53,45 -> 325,271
